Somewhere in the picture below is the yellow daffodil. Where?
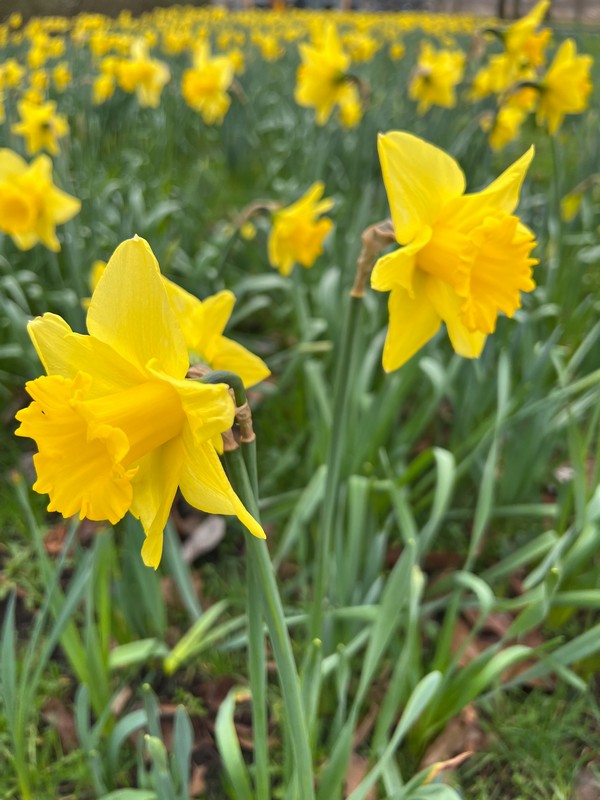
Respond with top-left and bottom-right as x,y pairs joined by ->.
88,261 -> 269,389
503,0 -> 550,62
164,285 -> 270,389
295,24 -> 352,125
0,149 -> 80,251
52,62 -> 72,93
560,193 -> 582,223
11,99 -> 69,156
536,39 -> 593,135
481,105 -> 528,152
268,182 -> 334,277
117,39 -> 170,108
15,236 -> 265,569
181,42 -> 235,125
372,132 -> 537,371
409,41 -> 465,115
389,42 -> 406,62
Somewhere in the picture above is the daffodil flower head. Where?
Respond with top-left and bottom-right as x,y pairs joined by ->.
295,24 -> 352,125
11,99 -> 69,156
536,39 -> 593,135
268,182 -> 335,276
372,132 -> 537,372
15,236 -> 265,568
0,149 -> 80,251
409,41 -> 466,115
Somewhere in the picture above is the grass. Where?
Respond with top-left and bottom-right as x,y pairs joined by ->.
1,6 -> 600,800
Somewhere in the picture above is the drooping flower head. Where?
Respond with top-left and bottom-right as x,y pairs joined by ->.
372,132 -> 537,371
268,182 -> 334,277
503,0 -> 551,64
16,236 -> 265,568
536,39 -> 593,135
0,149 -> 80,251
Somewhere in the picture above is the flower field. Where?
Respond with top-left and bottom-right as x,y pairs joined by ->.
1,3 -> 600,798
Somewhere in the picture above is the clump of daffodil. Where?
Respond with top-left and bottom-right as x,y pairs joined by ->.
181,42 -> 235,125
268,182 -> 335,277
11,99 -> 69,156
89,261 -> 270,389
0,149 -> 80,251
15,236 -> 265,569
536,39 -> 593,135
372,132 -> 537,371
295,24 -> 360,126
409,41 -> 465,115
116,38 -> 170,108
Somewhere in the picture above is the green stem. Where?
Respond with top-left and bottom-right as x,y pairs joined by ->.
309,294 -> 363,641
224,448 -> 315,800
547,133 -> 562,296
201,370 -> 246,406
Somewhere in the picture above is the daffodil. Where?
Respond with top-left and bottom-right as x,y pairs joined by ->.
88,260 -> 270,389
481,105 -> 528,152
181,42 -> 234,125
295,24 -> 352,125
503,0 -> 550,63
116,38 -> 170,108
536,39 -> 593,135
164,285 -> 270,389
268,182 -> 334,277
15,236 -> 265,568
409,41 -> 465,115
0,149 -> 80,251
11,99 -> 69,156
372,132 -> 537,371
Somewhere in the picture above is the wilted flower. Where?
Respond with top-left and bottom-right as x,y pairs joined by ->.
372,132 -> 537,371
16,236 -> 265,569
0,149 -> 80,251
268,182 -> 334,276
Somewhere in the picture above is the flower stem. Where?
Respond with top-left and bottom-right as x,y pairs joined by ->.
308,293 -> 363,642
223,448 -> 315,800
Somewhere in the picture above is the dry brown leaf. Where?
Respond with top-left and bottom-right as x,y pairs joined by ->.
42,698 -> 79,753
421,705 -> 486,769
344,752 -> 376,799
189,764 -> 207,797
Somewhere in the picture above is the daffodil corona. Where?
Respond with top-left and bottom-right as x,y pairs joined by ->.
16,236 -> 265,568
372,132 -> 537,371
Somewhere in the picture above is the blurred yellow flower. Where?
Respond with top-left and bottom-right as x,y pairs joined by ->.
89,260 -> 269,389
181,42 -> 234,125
560,193 -> 582,223
52,62 -> 72,92
117,39 -> 170,108
504,0 -> 550,62
338,83 -> 362,128
15,236 -> 265,569
536,39 -> 593,135
372,132 -> 536,371
389,42 -> 406,62
268,182 -> 334,276
164,285 -> 270,389
0,149 -> 80,251
481,105 -> 528,151
409,41 -> 465,115
295,24 -> 352,125
11,99 -> 69,156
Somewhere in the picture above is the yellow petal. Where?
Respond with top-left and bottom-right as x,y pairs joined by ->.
382,274 -> 441,372
132,437 -> 185,569
162,277 -> 205,351
87,236 -> 188,378
206,336 -> 271,389
0,148 -> 27,180
378,131 -> 465,243
179,434 -> 265,539
28,313 -> 146,396
15,373 -> 135,524
426,276 -> 487,358
371,226 -> 431,295
202,290 -> 236,338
